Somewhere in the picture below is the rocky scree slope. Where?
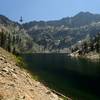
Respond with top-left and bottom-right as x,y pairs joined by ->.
0,47 -> 64,100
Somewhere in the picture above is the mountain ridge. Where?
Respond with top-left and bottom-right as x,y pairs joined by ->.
22,12 -> 100,52
23,12 -> 100,28
0,11 -> 100,53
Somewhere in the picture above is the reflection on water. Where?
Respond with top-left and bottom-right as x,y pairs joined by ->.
21,54 -> 100,100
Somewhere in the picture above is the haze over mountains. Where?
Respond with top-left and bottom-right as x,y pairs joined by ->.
0,12 -> 100,53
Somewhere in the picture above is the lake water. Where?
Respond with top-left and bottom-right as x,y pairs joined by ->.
21,54 -> 100,100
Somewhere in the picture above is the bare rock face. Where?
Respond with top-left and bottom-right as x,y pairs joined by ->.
0,48 -> 63,100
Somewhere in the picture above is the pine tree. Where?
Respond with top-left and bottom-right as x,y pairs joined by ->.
7,33 -> 12,52
12,47 -> 16,54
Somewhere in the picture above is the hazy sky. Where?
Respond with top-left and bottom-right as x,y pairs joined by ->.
0,0 -> 100,22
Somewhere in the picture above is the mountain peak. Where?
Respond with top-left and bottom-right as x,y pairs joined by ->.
75,11 -> 93,17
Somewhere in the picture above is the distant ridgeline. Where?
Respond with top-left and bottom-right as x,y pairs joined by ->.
71,33 -> 100,55
1,12 -> 100,53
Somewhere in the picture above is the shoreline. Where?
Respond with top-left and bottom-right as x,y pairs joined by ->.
70,52 -> 100,61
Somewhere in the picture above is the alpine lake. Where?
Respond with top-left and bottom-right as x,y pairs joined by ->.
21,53 -> 100,100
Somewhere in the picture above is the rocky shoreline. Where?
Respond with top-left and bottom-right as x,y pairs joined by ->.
0,48 -> 68,100
70,51 -> 100,61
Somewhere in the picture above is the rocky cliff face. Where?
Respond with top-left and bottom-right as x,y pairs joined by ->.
0,48 -> 64,100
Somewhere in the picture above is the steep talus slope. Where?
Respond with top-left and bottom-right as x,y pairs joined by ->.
0,48 -> 64,100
